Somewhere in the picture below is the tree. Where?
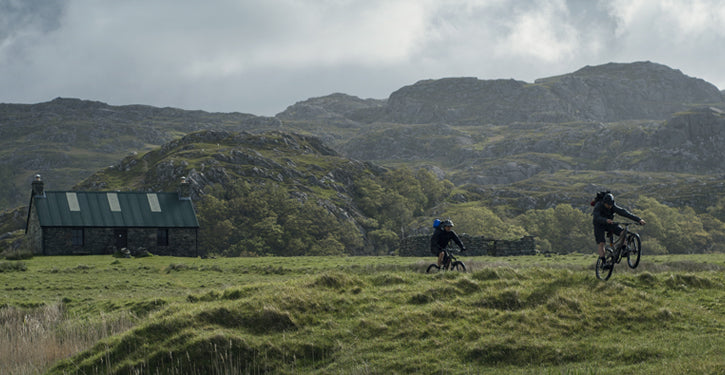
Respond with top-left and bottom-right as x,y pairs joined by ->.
439,203 -> 527,239
637,197 -> 709,254
514,204 -> 589,254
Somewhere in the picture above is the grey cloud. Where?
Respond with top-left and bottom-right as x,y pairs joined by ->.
0,0 -> 65,38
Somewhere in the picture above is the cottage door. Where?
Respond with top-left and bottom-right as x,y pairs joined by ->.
115,229 -> 128,249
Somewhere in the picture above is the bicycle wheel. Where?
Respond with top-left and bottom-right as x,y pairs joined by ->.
451,261 -> 466,272
626,233 -> 642,269
426,264 -> 441,273
596,248 -> 614,281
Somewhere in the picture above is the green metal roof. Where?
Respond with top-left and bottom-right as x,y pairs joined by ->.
33,191 -> 199,228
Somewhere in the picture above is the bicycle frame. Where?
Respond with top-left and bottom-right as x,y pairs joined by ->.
442,249 -> 457,269
426,248 -> 466,273
597,221 -> 642,280
607,222 -> 636,260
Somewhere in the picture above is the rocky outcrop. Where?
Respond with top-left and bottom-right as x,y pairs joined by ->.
539,62 -> 723,122
378,62 -> 723,125
275,63 -> 723,128
641,107 -> 725,172
276,93 -> 386,125
383,77 -> 567,125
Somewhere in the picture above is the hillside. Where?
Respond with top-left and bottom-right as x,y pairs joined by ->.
336,107 -> 725,212
69,130 -> 451,256
2,61 -> 722,215
0,98 -> 280,211
279,62 -> 725,213
2,61 -> 725,254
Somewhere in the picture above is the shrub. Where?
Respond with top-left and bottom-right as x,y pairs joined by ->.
0,261 -> 27,272
3,249 -> 33,260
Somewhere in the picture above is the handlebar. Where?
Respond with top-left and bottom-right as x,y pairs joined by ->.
610,222 -> 643,226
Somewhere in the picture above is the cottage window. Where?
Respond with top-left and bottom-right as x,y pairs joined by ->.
147,193 -> 161,212
66,192 -> 80,211
157,228 -> 169,246
107,192 -> 121,212
71,229 -> 84,246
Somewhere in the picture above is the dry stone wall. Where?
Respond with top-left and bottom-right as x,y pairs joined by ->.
399,234 -> 536,257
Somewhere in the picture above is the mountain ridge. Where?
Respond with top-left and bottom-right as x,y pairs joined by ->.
2,61 -> 725,249
280,61 -> 723,125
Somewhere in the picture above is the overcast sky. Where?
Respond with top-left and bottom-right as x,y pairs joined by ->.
2,0 -> 724,116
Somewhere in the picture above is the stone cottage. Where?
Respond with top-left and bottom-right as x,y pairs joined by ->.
25,175 -> 200,256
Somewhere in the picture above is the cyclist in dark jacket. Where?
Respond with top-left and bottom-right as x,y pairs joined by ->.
593,193 -> 646,267
431,219 -> 466,267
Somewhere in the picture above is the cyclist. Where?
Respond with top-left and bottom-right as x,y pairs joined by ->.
430,219 -> 466,268
592,193 -> 646,268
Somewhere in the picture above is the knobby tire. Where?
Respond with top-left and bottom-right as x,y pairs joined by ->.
426,264 -> 440,273
596,247 -> 614,281
451,261 -> 466,272
626,233 -> 642,269
426,261 -> 466,273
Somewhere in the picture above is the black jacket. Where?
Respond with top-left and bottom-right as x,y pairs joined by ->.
430,227 -> 464,253
592,201 -> 641,226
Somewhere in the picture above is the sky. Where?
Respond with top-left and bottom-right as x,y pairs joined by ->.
2,0 -> 724,116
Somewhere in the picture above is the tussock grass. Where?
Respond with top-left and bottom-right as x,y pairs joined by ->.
0,303 -> 138,375
3,254 -> 725,374
0,260 -> 27,272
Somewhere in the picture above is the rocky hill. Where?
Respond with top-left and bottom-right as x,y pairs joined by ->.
74,129 -> 356,198
0,98 -> 280,211
2,61 -> 725,237
280,61 -> 723,125
69,130 -> 448,256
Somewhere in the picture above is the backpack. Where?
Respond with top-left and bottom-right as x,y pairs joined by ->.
433,218 -> 441,228
590,191 -> 611,206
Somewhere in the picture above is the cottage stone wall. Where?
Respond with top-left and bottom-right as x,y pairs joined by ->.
38,227 -> 199,256
399,234 -> 536,257
41,227 -> 93,255
151,228 -> 199,257
27,208 -> 43,255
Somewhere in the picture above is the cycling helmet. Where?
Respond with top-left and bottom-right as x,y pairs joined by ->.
441,219 -> 454,227
603,193 -> 615,205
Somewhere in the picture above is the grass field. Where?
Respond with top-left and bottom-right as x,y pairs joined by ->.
2,253 -> 725,374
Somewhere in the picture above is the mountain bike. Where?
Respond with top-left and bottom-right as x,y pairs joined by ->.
426,248 -> 466,273
596,222 -> 642,280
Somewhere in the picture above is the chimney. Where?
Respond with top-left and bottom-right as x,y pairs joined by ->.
32,174 -> 45,198
178,176 -> 191,200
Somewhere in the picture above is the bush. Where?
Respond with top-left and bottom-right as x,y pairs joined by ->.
3,248 -> 33,260
0,261 -> 27,272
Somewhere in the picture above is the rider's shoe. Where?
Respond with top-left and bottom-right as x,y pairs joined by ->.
600,257 -> 612,270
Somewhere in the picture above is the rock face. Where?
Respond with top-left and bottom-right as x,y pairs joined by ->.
277,93 -> 386,125
644,107 -> 725,172
537,62 -> 723,122
379,61 -> 723,125
279,62 -> 723,126
383,77 -> 563,124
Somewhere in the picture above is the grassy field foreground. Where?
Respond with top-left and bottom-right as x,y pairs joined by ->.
2,254 -> 725,374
